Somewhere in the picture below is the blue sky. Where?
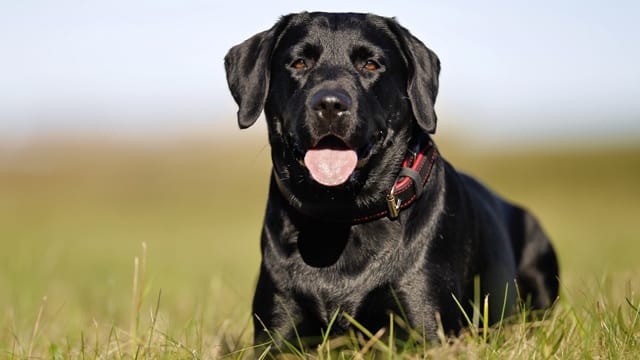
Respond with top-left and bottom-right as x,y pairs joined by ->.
1,0 -> 639,144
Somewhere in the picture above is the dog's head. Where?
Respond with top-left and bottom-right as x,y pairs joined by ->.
225,12 -> 440,205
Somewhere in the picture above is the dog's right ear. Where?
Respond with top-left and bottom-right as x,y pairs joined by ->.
224,15 -> 294,129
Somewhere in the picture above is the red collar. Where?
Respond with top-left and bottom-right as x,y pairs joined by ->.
274,135 -> 438,223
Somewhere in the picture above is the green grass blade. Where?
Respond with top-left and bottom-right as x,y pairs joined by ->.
342,313 -> 390,353
451,294 -> 473,330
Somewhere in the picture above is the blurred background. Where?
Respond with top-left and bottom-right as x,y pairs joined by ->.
2,0 -> 640,143
1,0 -> 639,349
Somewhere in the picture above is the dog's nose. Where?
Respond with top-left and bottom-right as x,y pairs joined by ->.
310,89 -> 352,120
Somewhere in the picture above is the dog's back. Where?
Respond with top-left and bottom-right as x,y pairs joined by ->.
456,170 -> 559,316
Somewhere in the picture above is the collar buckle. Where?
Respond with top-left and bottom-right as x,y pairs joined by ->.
386,188 -> 401,219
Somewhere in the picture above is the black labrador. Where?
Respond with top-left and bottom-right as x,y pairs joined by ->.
224,12 -> 559,346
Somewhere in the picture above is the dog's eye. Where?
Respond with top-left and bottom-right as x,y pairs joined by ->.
363,59 -> 381,71
291,59 -> 307,70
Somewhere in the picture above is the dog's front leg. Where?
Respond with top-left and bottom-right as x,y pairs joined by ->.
252,263 -> 327,351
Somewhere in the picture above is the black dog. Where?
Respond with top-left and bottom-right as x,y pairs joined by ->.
225,12 -> 559,345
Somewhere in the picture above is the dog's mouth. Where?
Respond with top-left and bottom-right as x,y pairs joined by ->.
295,135 -> 374,187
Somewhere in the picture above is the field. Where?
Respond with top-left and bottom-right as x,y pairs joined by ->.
1,132 -> 639,358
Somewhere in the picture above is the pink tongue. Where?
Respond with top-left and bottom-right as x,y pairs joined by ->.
304,148 -> 358,186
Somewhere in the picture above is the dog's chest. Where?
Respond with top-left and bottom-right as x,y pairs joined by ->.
275,220 -> 417,306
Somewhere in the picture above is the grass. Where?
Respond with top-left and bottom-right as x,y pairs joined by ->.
1,132 -> 639,358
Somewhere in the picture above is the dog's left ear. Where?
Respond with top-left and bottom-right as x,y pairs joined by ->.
224,15 -> 294,129
386,19 -> 441,133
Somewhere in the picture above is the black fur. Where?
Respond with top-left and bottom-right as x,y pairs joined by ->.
224,12 -> 559,346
